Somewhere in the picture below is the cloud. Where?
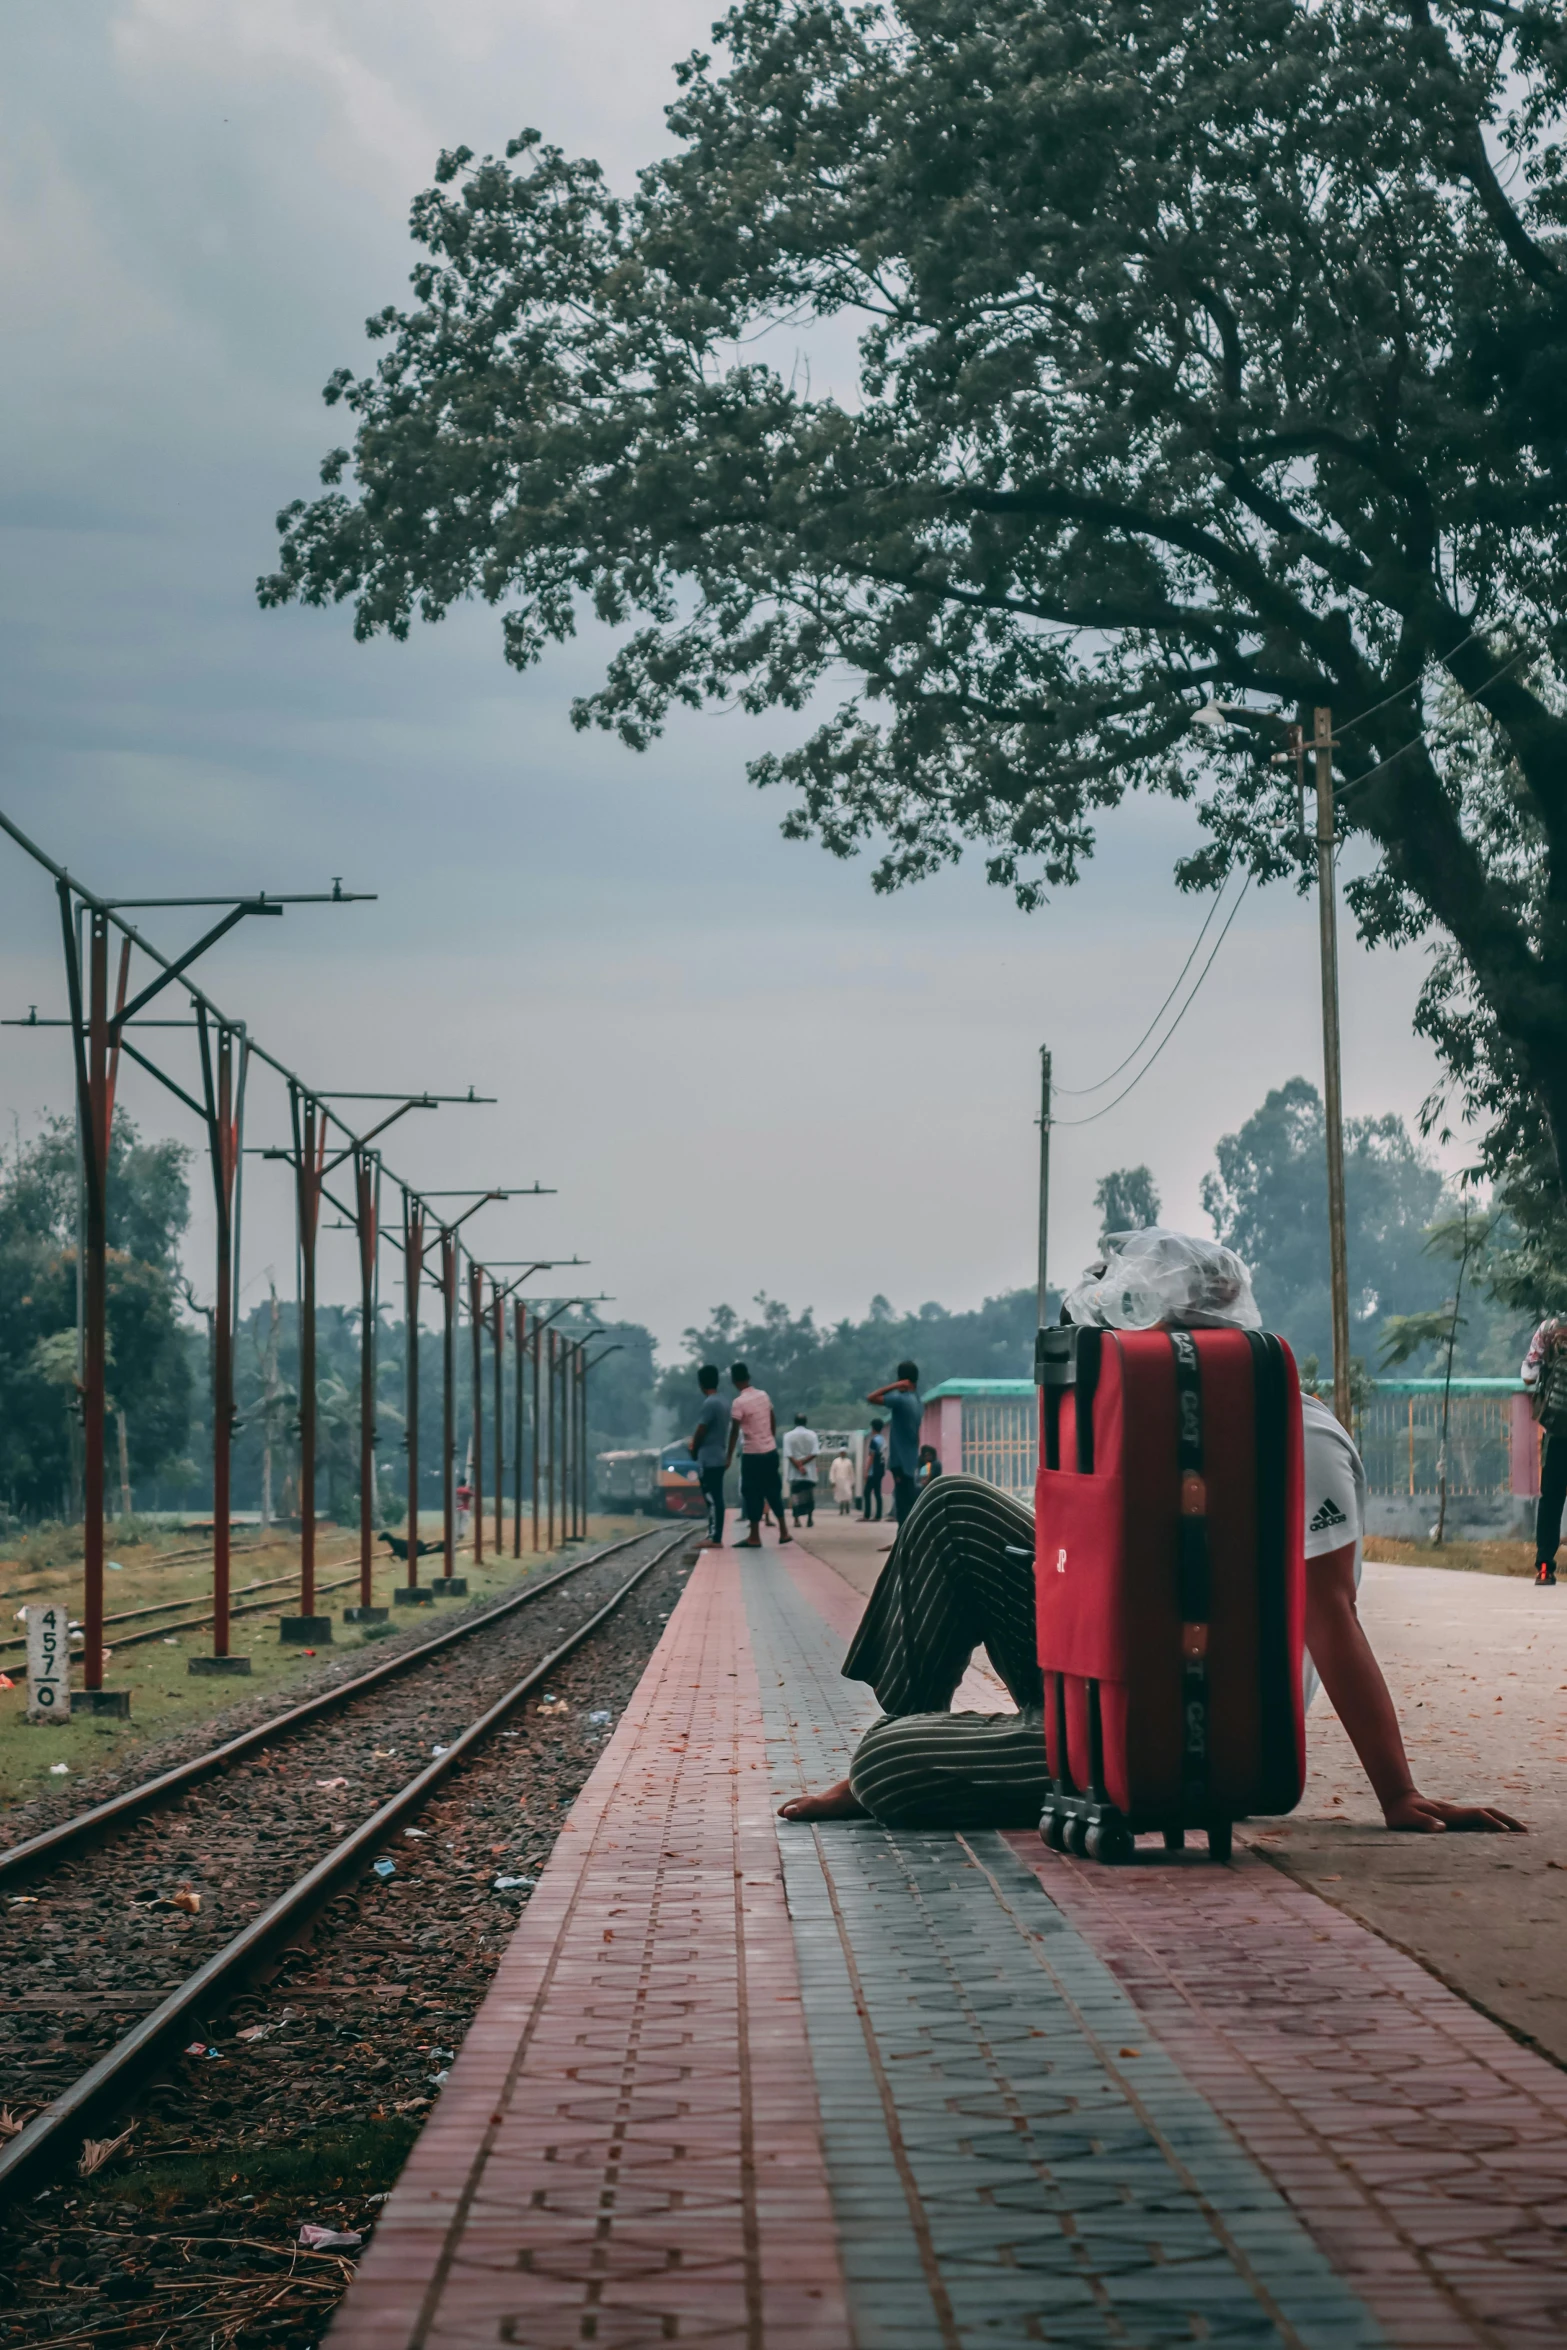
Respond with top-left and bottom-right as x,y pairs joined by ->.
0,3 -> 1467,1353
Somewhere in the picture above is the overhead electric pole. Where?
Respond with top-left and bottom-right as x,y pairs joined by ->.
1313,708 -> 1353,1431
1036,1044 -> 1052,1331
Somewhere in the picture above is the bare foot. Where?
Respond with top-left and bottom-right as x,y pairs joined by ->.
778,1778 -> 865,1822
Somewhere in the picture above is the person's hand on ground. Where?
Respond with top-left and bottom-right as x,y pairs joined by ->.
1382,1790 -> 1526,1833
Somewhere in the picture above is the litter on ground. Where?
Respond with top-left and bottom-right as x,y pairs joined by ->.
298,2223 -> 362,2251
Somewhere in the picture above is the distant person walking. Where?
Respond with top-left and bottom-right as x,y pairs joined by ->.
688,1364 -> 731,1549
1523,1316 -> 1567,1585
868,1360 -> 923,1523
917,1443 -> 942,1488
783,1413 -> 822,1527
724,1363 -> 792,1549
829,1449 -> 856,1516
862,1421 -> 887,1521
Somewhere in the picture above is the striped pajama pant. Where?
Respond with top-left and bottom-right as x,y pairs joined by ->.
841,1473 -> 1053,1830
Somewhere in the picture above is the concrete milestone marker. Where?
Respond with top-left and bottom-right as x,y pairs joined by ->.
26,1602 -> 70,1723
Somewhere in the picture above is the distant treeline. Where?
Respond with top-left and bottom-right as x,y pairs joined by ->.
0,1077 -> 1544,1521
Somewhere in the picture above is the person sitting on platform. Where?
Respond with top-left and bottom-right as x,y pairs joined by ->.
779,1231 -> 1524,1837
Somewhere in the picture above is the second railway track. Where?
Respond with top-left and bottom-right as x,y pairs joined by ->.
0,1522 -> 699,2207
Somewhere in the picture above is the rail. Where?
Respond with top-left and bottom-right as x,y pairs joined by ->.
0,1526 -> 656,1887
0,1522 -> 694,2207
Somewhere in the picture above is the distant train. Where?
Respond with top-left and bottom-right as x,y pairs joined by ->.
595,1445 -> 707,1518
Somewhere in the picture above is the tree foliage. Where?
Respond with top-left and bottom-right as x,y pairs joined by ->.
1201,1077 -> 1453,1366
658,1286 -> 1052,1420
0,1115 -> 193,1517
1094,1164 -> 1161,1246
265,0 -> 1567,1174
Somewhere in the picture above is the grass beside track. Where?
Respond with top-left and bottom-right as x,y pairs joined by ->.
1363,1534 -> 1537,1577
0,1512 -> 649,1807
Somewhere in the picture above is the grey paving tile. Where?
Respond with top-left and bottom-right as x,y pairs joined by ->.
741,1561 -> 1389,2350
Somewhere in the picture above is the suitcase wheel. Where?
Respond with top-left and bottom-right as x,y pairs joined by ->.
1162,1827 -> 1186,1852
1040,1809 -> 1068,1853
1085,1820 -> 1133,1866
1065,1814 -> 1092,1858
1206,1820 -> 1233,1864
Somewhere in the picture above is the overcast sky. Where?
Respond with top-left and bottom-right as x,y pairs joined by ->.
0,1 -> 1462,1355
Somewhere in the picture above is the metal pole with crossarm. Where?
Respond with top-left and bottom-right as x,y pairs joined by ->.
1313,708 -> 1353,1431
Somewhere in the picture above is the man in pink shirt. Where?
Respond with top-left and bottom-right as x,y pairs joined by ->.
723,1362 -> 793,1549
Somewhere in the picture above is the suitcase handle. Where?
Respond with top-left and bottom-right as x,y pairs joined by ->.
1036,1326 -> 1100,1472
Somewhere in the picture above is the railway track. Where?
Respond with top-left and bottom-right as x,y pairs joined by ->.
0,1521 -> 697,2210
0,1536 -> 364,1660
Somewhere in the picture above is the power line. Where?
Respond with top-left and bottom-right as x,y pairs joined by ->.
1334,627 -> 1488,742
1334,643 -> 1536,808
1051,875 -> 1239,1096
1050,875 -> 1254,1128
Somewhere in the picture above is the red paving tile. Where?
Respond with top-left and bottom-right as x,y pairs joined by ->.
795,1516 -> 1567,2346
331,1550 -> 852,2350
336,1523 -> 1567,2349
1002,1836 -> 1567,2348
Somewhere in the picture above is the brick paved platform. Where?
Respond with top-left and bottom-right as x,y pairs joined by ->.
334,1532 -> 1567,2348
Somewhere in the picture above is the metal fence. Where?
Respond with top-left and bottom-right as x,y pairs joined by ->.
1355,1390 -> 1517,1498
959,1395 -> 1037,1497
935,1377 -> 1531,1503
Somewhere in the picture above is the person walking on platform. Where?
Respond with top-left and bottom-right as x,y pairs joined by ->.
868,1361 -> 922,1521
783,1413 -> 821,1527
862,1420 -> 887,1521
724,1362 -> 792,1549
829,1448 -> 857,1516
1522,1315 -> 1567,1585
782,1235 -> 1522,1837
687,1364 -> 731,1549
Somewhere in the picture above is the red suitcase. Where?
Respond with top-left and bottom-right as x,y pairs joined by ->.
1033,1323 -> 1306,1862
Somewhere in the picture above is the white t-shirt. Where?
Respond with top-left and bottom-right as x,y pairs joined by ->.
783,1426 -> 821,1481
1300,1393 -> 1365,1711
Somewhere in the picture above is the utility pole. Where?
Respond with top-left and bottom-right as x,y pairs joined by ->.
1313,707 -> 1352,1431
532,1313 -> 542,1551
547,1327 -> 558,1552
400,1194 -> 429,1605
492,1278 -> 505,1560
260,1282 -> 279,1533
513,1297 -> 526,1558
347,1149 -> 386,1623
468,1256 -> 485,1568
1036,1045 -> 1052,1332
281,1088 -> 330,1644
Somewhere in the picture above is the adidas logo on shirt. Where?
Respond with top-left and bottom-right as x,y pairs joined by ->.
1308,1495 -> 1349,1535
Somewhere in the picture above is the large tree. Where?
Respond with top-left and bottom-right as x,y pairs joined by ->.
1202,1076 -> 1452,1365
263,0 -> 1567,1175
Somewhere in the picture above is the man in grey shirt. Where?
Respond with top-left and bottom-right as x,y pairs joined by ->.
868,1359 -> 922,1523
688,1364 -> 731,1547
